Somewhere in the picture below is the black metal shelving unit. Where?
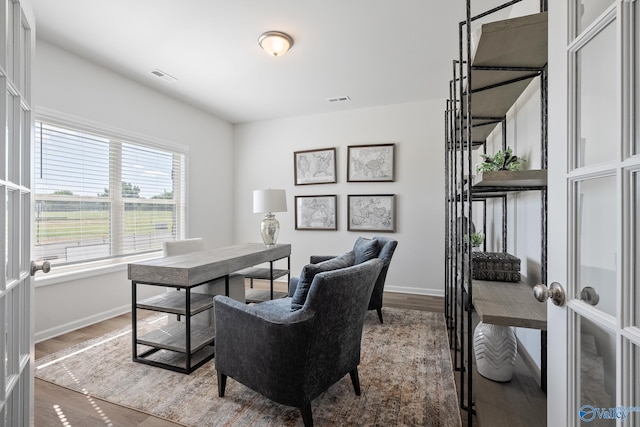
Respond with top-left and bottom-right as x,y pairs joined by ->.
444,1 -> 549,425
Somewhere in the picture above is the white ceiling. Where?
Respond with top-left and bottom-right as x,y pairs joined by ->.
30,0 -> 511,124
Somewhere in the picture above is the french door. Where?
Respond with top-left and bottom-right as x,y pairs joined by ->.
0,0 -> 34,425
547,0 -> 640,425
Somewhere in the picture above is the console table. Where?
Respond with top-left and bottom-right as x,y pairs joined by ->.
128,243 -> 291,374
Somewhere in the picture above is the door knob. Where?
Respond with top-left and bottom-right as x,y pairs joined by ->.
579,286 -> 599,306
30,260 -> 51,276
533,282 -> 566,307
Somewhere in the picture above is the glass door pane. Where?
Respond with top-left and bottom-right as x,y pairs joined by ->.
627,341 -> 640,424
575,0 -> 616,36
634,171 -> 640,327
576,175 -> 617,317
575,21 -> 617,168
7,90 -> 16,183
576,317 -> 616,425
19,12 -> 29,98
5,0 -> 13,80
636,2 -> 640,156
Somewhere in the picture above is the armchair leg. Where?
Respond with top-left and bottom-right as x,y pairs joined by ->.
349,368 -> 361,396
300,403 -> 313,427
217,372 -> 227,397
376,308 -> 383,324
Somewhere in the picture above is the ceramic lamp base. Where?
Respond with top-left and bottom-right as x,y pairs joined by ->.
260,213 -> 280,247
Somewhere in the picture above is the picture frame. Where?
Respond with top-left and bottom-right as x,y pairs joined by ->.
347,143 -> 395,182
295,195 -> 337,230
347,194 -> 396,232
294,147 -> 337,185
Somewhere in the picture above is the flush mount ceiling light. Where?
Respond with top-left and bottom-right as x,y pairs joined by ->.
258,31 -> 293,57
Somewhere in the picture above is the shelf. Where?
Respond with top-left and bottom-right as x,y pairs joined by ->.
136,291 -> 213,316
240,267 -> 289,280
245,289 -> 289,304
137,322 -> 215,353
447,6 -> 549,425
458,12 -> 548,142
456,170 -> 547,199
471,279 -> 546,330
136,343 -> 215,369
473,169 -> 547,187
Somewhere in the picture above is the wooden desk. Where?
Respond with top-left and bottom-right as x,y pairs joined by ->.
128,243 -> 291,374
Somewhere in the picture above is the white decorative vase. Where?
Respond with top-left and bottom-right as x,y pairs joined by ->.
473,322 -> 517,382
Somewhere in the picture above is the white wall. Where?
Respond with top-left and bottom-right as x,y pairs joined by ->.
233,100 -> 445,295
33,40 -> 235,341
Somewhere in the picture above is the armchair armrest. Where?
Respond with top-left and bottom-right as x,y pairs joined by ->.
214,296 -> 316,406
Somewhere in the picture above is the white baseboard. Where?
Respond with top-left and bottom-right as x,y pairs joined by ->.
384,285 -> 444,298
35,304 -> 131,343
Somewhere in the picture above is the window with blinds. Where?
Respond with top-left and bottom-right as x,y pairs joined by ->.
34,121 -> 186,267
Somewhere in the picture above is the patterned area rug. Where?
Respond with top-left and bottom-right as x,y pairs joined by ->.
35,308 -> 461,427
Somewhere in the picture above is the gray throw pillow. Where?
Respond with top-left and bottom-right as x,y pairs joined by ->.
353,237 -> 379,264
290,250 -> 355,311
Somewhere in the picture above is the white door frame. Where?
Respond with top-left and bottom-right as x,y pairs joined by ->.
547,0 -> 569,423
548,1 -> 640,425
0,0 -> 34,425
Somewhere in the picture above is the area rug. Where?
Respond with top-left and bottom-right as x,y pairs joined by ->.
35,308 -> 461,427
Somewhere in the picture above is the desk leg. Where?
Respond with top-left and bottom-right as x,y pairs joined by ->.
225,275 -> 229,297
541,330 -> 547,392
132,281 -> 138,362
287,257 -> 291,296
269,261 -> 274,300
185,287 -> 191,372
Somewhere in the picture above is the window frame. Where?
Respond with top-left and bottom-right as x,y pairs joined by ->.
33,110 -> 189,284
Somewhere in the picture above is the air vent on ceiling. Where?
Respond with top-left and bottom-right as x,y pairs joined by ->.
150,69 -> 178,83
327,95 -> 351,103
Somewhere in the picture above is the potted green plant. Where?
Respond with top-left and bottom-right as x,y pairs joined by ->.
464,231 -> 485,251
476,147 -> 525,173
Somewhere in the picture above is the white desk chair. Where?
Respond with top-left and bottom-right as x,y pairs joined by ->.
163,237 -> 205,257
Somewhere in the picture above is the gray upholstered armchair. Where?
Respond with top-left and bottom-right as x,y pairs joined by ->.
290,236 -> 398,323
214,258 -> 384,427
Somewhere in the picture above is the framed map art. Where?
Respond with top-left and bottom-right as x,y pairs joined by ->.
295,195 -> 337,230
347,194 -> 395,232
347,143 -> 395,182
294,147 -> 337,185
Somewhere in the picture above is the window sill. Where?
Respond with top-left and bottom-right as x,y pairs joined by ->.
33,252 -> 163,288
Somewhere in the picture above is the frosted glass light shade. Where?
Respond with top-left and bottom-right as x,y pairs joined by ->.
258,31 -> 293,57
253,189 -> 287,213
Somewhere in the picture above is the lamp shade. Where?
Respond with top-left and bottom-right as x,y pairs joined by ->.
258,31 -> 293,57
253,189 -> 287,213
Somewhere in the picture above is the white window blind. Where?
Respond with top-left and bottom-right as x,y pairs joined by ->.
34,121 -> 186,266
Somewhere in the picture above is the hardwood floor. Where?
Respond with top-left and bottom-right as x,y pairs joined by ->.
35,310 -> 181,427
34,281 -> 449,427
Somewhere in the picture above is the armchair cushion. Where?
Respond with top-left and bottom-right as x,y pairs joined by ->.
353,237 -> 379,264
290,250 -> 355,311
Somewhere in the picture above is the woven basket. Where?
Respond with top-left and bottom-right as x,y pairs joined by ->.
471,251 -> 521,282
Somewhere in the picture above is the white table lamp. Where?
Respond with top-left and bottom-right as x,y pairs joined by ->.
253,189 -> 287,247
